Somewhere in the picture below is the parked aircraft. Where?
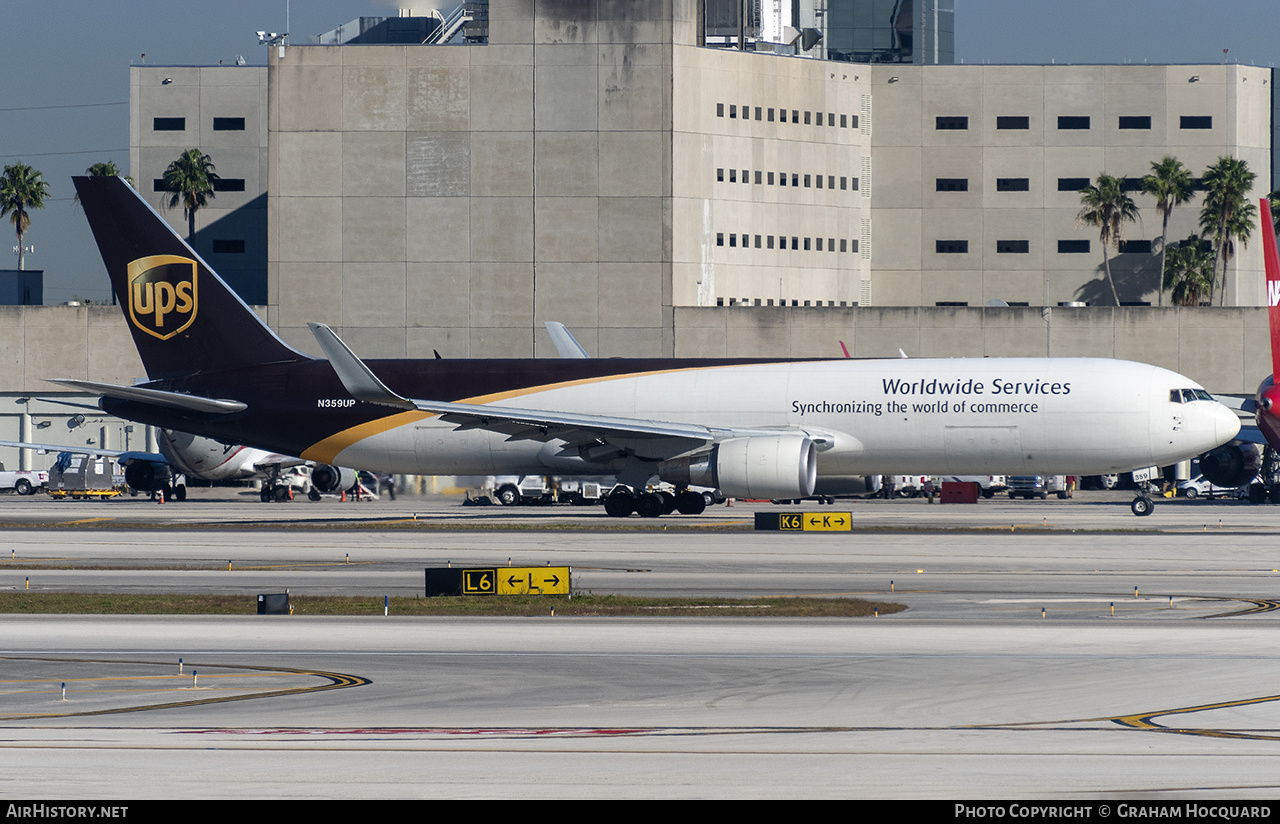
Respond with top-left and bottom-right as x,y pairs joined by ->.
1190,199 -> 1280,499
63,175 -> 1239,516
0,428 -> 355,501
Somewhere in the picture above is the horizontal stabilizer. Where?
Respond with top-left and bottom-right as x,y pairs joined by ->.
48,379 -> 247,414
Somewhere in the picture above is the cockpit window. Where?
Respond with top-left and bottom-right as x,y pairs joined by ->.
1171,388 -> 1215,403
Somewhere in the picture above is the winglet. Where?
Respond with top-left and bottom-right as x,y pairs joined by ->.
307,323 -> 415,409
1261,198 -> 1280,380
545,322 -> 590,358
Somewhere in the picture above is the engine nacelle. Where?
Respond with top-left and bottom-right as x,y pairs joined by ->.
1199,442 -> 1262,488
123,460 -> 172,492
659,435 -> 817,499
310,464 -> 358,494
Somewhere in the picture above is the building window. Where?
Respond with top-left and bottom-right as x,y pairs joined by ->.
1058,177 -> 1091,191
804,174 -> 811,188
767,108 -> 775,122
804,237 -> 811,251
936,178 -> 969,192
717,103 -> 724,117
729,234 -> 737,247
935,301 -> 969,306
936,116 -> 969,130
768,172 -> 775,185
754,235 -> 761,248
791,237 -> 798,250
213,117 -> 246,131
849,239 -> 859,253
212,178 -> 246,192
779,172 -> 786,187
840,114 -> 847,128
729,105 -> 737,119
936,240 -> 969,254
716,168 -> 724,182
212,239 -> 245,254
827,175 -> 835,189
997,116 -> 1029,130
778,108 -> 787,123
729,169 -> 737,183
716,233 -> 724,246
815,175 -> 823,189
754,170 -> 762,184
1119,239 -> 1152,254
791,174 -> 799,187
1118,115 -> 1151,130
153,117 -> 185,131
996,178 -> 1030,192
840,239 -> 847,252
792,110 -> 799,123
755,106 -> 762,120
1057,116 -> 1091,130
741,234 -> 748,247
1120,177 -> 1144,192
849,115 -> 858,129
767,236 -> 774,249
152,179 -> 167,192
1058,239 -> 1091,253
1180,115 -> 1213,129
996,240 -> 1030,254
827,113 -> 834,126
804,110 -> 811,125
850,178 -> 859,191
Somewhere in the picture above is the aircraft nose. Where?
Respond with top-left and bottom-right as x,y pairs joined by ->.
1212,401 -> 1242,446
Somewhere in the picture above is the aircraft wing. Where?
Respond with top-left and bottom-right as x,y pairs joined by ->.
0,439 -> 162,464
308,322 -> 821,460
247,454 -> 308,472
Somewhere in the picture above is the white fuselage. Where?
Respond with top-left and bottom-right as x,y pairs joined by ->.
323,358 -> 1239,479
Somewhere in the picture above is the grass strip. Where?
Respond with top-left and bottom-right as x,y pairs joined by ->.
0,592 -> 904,617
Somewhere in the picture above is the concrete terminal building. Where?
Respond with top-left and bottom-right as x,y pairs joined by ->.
1,0 -> 1274,467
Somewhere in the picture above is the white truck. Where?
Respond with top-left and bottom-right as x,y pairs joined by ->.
0,462 -> 49,496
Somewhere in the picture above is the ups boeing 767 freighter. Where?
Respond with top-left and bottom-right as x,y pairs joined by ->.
62,175 -> 1238,517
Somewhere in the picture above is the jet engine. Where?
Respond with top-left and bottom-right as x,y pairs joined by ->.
1198,442 -> 1262,488
659,435 -> 817,499
311,463 -> 358,494
123,459 -> 172,492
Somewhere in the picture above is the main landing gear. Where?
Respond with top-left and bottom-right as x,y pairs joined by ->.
604,487 -> 709,518
1130,495 -> 1154,516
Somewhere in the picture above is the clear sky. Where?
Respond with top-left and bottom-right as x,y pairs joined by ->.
1,0 -> 1277,303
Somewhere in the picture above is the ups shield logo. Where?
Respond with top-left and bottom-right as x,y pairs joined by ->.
127,255 -> 198,340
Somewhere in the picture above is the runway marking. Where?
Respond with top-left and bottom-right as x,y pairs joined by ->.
0,656 -> 369,721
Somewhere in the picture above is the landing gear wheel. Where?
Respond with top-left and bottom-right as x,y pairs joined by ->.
657,491 -> 677,515
1270,485 -> 1280,505
173,484 -> 187,502
496,484 -> 521,506
308,488 -> 322,502
14,479 -> 31,496
1131,496 -> 1154,517
675,490 -> 706,515
636,492 -> 665,518
274,485 -> 291,502
604,491 -> 634,518
260,486 -> 272,503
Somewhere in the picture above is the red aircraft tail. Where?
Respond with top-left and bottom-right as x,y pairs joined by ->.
1262,199 -> 1280,380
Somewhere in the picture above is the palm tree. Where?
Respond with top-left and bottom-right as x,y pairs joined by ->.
73,161 -> 134,205
1163,235 -> 1216,307
1268,190 -> 1280,236
1076,173 -> 1140,306
161,148 -> 220,239
0,163 -> 50,271
1199,156 -> 1257,305
1141,155 -> 1194,307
